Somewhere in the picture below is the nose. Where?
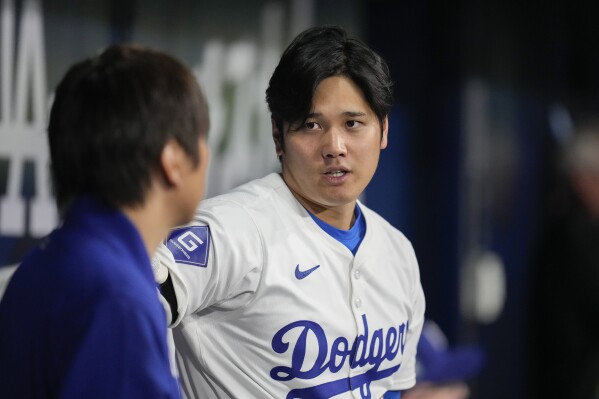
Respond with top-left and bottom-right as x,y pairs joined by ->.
322,128 -> 347,158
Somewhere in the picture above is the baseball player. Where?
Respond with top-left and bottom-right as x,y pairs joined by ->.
154,25 -> 425,399
0,45 -> 210,398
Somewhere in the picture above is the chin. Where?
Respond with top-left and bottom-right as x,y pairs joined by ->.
321,197 -> 356,208
323,189 -> 360,204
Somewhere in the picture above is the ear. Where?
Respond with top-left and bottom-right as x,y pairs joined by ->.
380,116 -> 389,150
271,118 -> 284,156
160,139 -> 186,188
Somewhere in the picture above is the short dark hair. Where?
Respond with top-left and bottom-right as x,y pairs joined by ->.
266,25 -> 393,139
48,44 -> 209,213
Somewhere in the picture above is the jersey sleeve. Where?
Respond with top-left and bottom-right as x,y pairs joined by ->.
389,241 -> 426,390
57,296 -> 181,399
154,199 -> 264,326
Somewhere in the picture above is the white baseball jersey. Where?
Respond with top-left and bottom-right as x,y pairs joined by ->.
155,173 -> 425,399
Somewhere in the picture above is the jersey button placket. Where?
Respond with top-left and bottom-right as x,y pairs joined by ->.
352,267 -> 362,309
353,297 -> 362,308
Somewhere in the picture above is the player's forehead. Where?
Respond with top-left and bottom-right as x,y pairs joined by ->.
308,76 -> 374,118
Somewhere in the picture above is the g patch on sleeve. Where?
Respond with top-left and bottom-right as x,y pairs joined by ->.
165,226 -> 210,267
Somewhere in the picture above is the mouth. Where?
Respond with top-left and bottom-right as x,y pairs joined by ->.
325,170 -> 347,177
322,168 -> 350,182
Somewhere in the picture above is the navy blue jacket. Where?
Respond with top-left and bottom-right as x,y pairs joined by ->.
0,197 -> 180,398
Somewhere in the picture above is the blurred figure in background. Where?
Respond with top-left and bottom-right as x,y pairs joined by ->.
530,117 -> 599,399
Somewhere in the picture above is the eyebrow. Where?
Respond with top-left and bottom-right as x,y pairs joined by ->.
306,111 -> 368,118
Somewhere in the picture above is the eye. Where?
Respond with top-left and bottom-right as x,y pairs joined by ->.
304,121 -> 321,130
346,120 -> 361,129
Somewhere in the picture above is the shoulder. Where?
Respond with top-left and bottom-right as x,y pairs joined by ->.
8,249 -> 159,331
38,225 -> 154,306
195,173 -> 290,236
163,175 -> 288,273
201,173 -> 286,212
358,202 -> 420,281
359,202 -> 412,245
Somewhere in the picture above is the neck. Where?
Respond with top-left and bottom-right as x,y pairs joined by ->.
291,192 -> 356,230
121,198 -> 171,258
279,172 -> 358,230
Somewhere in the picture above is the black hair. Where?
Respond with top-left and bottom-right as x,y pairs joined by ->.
265,25 -> 393,144
48,44 -> 209,213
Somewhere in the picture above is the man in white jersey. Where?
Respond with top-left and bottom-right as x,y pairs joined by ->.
153,25 -> 425,399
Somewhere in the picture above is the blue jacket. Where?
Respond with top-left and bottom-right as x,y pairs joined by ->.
0,197 -> 180,398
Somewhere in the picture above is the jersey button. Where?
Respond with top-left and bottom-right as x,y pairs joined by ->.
354,297 -> 362,308
353,270 -> 361,280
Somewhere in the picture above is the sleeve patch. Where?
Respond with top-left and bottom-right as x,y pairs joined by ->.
165,226 -> 210,267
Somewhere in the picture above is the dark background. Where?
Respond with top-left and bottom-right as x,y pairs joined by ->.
367,1 -> 599,398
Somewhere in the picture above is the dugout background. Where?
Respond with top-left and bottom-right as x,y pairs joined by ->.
3,1 -> 599,398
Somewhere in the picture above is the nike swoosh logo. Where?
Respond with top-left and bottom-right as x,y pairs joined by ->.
295,264 -> 320,280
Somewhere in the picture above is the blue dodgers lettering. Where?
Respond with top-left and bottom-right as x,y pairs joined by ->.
165,226 -> 210,267
270,315 -> 409,399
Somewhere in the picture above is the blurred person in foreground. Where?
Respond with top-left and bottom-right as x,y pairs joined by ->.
0,44 -> 210,398
530,118 -> 599,399
152,25 -> 425,398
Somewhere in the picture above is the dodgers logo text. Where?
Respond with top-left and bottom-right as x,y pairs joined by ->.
270,314 -> 409,399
